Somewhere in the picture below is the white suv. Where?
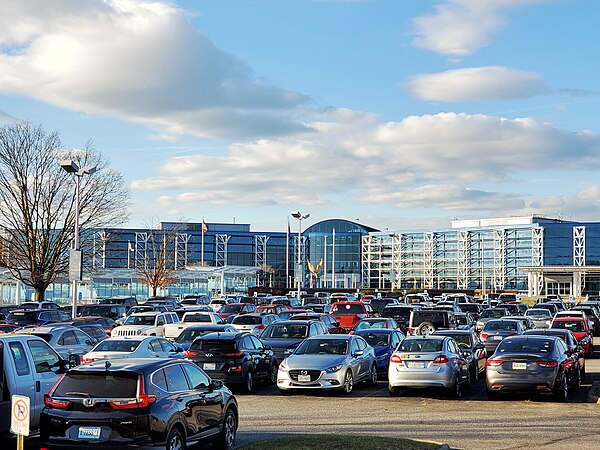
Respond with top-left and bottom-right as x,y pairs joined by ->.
112,311 -> 179,337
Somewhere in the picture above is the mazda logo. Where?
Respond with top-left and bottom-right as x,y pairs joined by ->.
300,370 -> 308,375
205,353 -> 213,357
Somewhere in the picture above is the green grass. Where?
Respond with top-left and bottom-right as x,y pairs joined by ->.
237,434 -> 442,450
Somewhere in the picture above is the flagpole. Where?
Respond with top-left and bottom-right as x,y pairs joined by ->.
201,217 -> 205,265
323,235 -> 327,289
286,219 -> 290,289
332,228 -> 336,289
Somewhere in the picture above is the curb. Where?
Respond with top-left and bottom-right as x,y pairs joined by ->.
587,380 -> 600,403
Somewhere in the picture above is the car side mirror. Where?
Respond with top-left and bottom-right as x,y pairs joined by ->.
210,379 -> 223,391
263,344 -> 272,350
352,350 -> 364,357
85,340 -> 93,346
68,354 -> 80,368
284,348 -> 294,356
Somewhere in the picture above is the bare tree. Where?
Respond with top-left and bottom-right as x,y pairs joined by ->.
0,122 -> 129,301
135,228 -> 178,297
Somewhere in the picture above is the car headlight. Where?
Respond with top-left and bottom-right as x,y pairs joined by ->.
325,364 -> 343,373
278,360 -> 289,372
137,329 -> 143,335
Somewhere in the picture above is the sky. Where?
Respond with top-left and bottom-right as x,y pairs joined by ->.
1,0 -> 599,233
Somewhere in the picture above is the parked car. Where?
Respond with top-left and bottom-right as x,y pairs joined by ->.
174,324 -> 237,351
277,308 -> 314,321
486,335 -> 580,400
112,311 -> 180,337
388,335 -> 469,397
524,308 -> 554,329
457,302 -> 483,320
81,336 -> 184,364
101,295 -> 138,311
258,320 -> 329,361
330,301 -> 374,331
433,330 -> 487,383
5,308 -> 71,327
231,313 -> 278,336
185,332 -> 277,393
277,334 -> 377,395
350,317 -> 399,333
256,305 -> 287,316
475,308 -> 511,331
300,303 -> 331,314
15,325 -> 96,360
217,303 -> 257,320
570,304 -> 600,334
407,309 -> 457,335
523,328 -> 586,376
454,312 -> 477,331
501,302 -> 528,316
550,316 -> 594,357
40,358 -> 239,449
370,298 -> 399,315
535,303 -> 559,317
380,305 -> 419,333
354,329 -> 404,378
0,334 -> 71,435
162,311 -> 225,340
78,303 -> 127,321
71,315 -> 118,336
480,319 -> 526,354
71,323 -> 108,343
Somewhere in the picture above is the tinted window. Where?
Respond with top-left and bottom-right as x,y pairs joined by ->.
182,363 -> 210,390
54,372 -> 137,398
330,304 -> 364,315
164,364 -> 190,392
479,309 -> 507,319
362,332 -> 390,347
9,341 -> 31,376
151,369 -> 168,391
60,331 -> 78,346
497,338 -> 554,354
399,339 -> 443,353
249,335 -> 263,350
261,324 -> 308,339
184,314 -> 212,323
380,307 -> 412,319
27,339 -> 60,373
483,321 -> 519,331
553,320 -> 586,332
241,336 -> 255,350
189,340 -> 236,354
232,316 -> 262,325
94,340 -> 142,352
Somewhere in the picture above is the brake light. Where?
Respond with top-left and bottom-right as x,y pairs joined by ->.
390,354 -> 403,364
536,361 -> 558,368
223,351 -> 243,357
184,350 -> 198,358
486,359 -> 503,367
109,375 -> 155,410
433,355 -> 449,364
480,333 -> 489,339
43,394 -> 71,409
81,356 -> 95,364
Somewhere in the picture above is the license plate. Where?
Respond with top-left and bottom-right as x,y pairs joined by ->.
78,426 -> 101,439
408,361 -> 426,368
203,363 -> 216,371
512,362 -> 527,370
493,336 -> 503,340
297,374 -> 311,382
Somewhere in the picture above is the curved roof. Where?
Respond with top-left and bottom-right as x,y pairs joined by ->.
304,218 -> 379,234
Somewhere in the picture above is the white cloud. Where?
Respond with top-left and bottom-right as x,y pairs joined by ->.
411,0 -> 550,57
407,66 -> 547,102
0,110 -> 19,124
0,0 -> 309,139
131,110 -> 600,215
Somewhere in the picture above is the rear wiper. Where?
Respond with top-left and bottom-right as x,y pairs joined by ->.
65,392 -> 92,398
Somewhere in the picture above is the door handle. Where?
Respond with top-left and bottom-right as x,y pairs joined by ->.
36,380 -> 40,392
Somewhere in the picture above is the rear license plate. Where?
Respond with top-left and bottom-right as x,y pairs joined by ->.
78,426 -> 101,439
408,361 -> 426,368
297,374 -> 311,382
512,362 -> 527,370
493,336 -> 503,340
203,363 -> 216,371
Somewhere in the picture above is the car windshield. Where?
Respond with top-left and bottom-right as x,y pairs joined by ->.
232,315 -> 262,325
81,306 -> 117,316
7,312 -> 35,321
355,320 -> 386,330
219,305 -> 242,313
330,304 -> 364,315
295,339 -> 348,355
93,340 -> 142,352
360,333 -> 390,347
497,338 -> 554,354
483,321 -> 518,331
526,309 -> 551,317
398,339 -> 443,353
480,309 -> 506,319
261,324 -> 308,339
552,321 -> 585,332
124,315 -> 156,325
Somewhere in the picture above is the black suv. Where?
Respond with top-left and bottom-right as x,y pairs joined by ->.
5,308 -> 70,326
102,296 -> 138,311
78,304 -> 127,320
408,309 -> 457,335
380,305 -> 419,333
185,332 -> 277,394
40,358 -> 238,450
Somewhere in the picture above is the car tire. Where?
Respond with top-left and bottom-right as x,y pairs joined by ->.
486,388 -> 500,400
367,364 -> 378,386
277,387 -> 294,395
213,408 -> 237,450
574,368 -> 581,391
470,365 -> 479,384
448,375 -> 461,399
388,385 -> 401,397
553,372 -> 568,401
417,322 -> 436,335
166,426 -> 186,450
243,370 -> 254,394
269,362 -> 278,385
342,370 -> 353,395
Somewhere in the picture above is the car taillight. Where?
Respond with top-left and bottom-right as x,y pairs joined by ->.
433,355 -> 449,364
536,361 -> 558,368
390,354 -> 403,364
255,325 -> 266,331
184,350 -> 198,357
223,351 -> 243,357
110,375 -> 155,410
81,356 -> 95,364
44,374 -> 70,409
480,333 -> 489,339
486,359 -> 503,367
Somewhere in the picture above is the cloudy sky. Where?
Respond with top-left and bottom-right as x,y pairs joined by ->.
1,0 -> 599,232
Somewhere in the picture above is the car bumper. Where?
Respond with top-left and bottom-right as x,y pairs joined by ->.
388,364 -> 454,389
277,368 -> 346,390
486,370 -> 557,393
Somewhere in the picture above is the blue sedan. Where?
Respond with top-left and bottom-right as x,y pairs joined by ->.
354,329 -> 405,378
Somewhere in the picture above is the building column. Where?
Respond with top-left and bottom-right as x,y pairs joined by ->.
527,272 -> 533,297
573,271 -> 581,298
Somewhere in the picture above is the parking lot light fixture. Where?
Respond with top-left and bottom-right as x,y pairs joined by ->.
290,211 -> 310,300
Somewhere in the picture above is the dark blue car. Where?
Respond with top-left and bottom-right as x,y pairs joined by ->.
354,329 -> 405,378
175,324 -> 236,350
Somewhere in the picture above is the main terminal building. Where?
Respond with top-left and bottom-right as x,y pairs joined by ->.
1,215 -> 599,302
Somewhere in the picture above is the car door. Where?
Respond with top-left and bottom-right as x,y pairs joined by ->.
6,341 -> 36,421
72,329 -> 95,356
348,338 -> 363,379
162,364 -> 203,440
249,335 -> 272,377
181,363 -> 223,439
447,339 -> 468,383
56,330 -> 78,358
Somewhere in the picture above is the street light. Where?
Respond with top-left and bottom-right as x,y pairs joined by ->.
61,159 -> 97,319
290,211 -> 309,300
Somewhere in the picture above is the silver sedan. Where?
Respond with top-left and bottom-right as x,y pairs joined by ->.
277,335 -> 377,394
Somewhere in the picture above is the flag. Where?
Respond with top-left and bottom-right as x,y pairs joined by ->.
128,241 -> 134,252
202,219 -> 208,233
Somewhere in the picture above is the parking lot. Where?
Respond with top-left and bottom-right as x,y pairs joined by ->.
234,339 -> 600,450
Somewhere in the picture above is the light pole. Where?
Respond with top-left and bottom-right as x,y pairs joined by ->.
291,211 -> 309,300
61,160 -> 97,319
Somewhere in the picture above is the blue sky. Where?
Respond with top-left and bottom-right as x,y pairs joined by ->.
1,0 -> 599,232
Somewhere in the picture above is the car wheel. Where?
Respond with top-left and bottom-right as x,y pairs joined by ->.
243,370 -> 254,394
388,385 -> 401,397
342,370 -> 353,395
368,364 -> 378,386
166,427 -> 185,450
553,372 -> 568,401
213,408 -> 237,450
449,375 -> 461,399
470,365 -> 479,384
269,362 -> 278,385
486,388 -> 500,400
417,322 -> 436,335
574,368 -> 581,391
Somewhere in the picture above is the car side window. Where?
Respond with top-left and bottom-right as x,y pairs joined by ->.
156,316 -> 165,326
448,340 -> 458,355
249,335 -> 263,350
350,339 -> 360,355
357,338 -> 367,351
241,336 -> 255,350
182,363 -> 210,390
27,339 -> 60,373
73,330 -> 91,344
165,314 -> 173,324
309,324 -> 318,336
151,368 -> 168,392
159,339 -> 176,352
60,330 -> 78,346
164,364 -> 191,392
9,341 -> 31,376
148,339 -> 163,353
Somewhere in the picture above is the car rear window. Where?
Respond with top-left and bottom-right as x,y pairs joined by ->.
219,305 -> 242,313
552,320 -> 585,332
189,340 -> 236,354
479,309 -> 506,319
330,304 -> 364,315
411,311 -> 446,325
232,315 -> 262,325
184,314 -> 212,323
497,338 -> 554,354
483,321 -> 519,331
94,340 -> 142,352
360,333 -> 390,347
7,312 -> 35,321
261,324 -> 308,339
399,339 -> 443,353
54,372 -> 138,398
380,307 -> 412,319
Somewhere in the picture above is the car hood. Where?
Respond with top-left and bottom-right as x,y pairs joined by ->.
285,354 -> 347,370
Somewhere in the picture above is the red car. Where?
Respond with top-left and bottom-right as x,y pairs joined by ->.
330,301 -> 374,331
550,316 -> 593,357
217,302 -> 256,319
